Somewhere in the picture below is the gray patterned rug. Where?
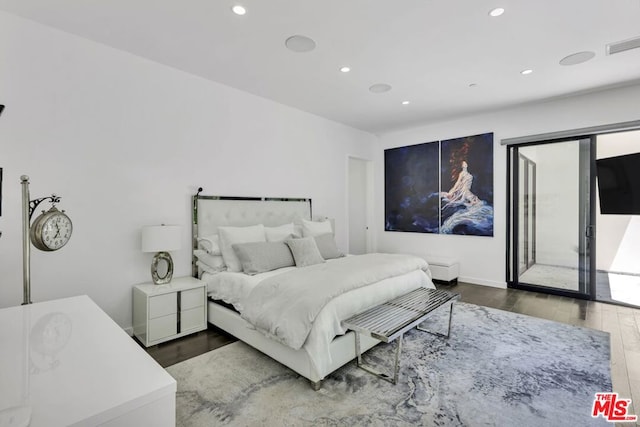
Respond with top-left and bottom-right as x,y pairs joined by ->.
166,303 -> 611,426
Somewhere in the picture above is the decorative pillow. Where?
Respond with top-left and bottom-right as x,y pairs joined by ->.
196,234 -> 222,256
285,237 -> 325,267
218,225 -> 266,272
232,241 -> 295,275
301,219 -> 333,237
196,260 -> 223,275
265,223 -> 296,242
194,249 -> 226,271
314,233 -> 344,260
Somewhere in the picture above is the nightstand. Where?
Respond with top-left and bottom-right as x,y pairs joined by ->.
133,276 -> 207,347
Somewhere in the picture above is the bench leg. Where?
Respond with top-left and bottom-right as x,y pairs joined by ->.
417,301 -> 455,338
354,332 -> 403,385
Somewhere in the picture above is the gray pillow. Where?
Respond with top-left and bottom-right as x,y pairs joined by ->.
285,237 -> 326,267
232,241 -> 295,275
314,233 -> 344,260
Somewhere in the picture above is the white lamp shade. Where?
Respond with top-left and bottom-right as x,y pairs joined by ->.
141,225 -> 182,253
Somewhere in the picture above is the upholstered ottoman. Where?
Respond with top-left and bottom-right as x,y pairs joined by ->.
426,256 -> 459,285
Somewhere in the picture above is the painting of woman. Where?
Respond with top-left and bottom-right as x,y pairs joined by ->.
440,133 -> 494,236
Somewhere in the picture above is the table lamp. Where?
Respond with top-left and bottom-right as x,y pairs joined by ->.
141,224 -> 181,285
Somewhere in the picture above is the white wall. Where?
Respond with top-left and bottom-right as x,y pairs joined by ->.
596,130 -> 640,274
376,83 -> 640,287
0,12 -> 375,329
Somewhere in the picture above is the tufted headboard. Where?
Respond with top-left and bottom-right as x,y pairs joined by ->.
192,195 -> 312,276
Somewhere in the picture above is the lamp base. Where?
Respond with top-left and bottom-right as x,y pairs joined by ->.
151,251 -> 174,285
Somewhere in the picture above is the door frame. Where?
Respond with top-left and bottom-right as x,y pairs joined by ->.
518,152 -> 537,274
506,136 -> 596,300
346,155 -> 374,254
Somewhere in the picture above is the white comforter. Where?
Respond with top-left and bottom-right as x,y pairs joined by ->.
241,253 -> 431,350
202,254 -> 434,375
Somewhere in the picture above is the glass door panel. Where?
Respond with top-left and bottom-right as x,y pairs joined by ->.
511,139 -> 592,296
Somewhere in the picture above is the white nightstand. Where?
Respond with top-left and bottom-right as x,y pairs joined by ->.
133,276 -> 208,347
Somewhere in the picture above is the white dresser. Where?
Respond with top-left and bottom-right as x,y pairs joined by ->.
0,295 -> 176,427
133,276 -> 207,347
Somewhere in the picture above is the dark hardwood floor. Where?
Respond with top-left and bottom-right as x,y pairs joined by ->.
139,282 -> 640,422
138,325 -> 236,369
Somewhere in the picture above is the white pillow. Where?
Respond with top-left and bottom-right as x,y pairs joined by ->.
301,219 -> 333,237
265,223 -> 297,242
197,234 -> 222,256
194,249 -> 226,271
197,260 -> 223,275
218,225 -> 266,272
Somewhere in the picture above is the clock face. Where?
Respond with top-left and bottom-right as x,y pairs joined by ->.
41,213 -> 73,250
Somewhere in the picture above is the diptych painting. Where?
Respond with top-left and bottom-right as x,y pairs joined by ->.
384,132 -> 494,237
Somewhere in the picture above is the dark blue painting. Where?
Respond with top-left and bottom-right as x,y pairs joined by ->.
385,141 -> 440,233
440,132 -> 494,236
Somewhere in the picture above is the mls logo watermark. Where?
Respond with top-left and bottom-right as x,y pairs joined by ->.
592,392 -> 638,423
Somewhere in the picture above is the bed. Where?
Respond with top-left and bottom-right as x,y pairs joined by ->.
192,195 -> 435,389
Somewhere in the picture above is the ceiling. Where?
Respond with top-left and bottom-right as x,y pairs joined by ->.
1,0 -> 640,133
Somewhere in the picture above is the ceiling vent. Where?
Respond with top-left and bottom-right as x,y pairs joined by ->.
606,36 -> 640,55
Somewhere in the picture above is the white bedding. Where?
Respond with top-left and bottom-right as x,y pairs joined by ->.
242,254 -> 432,350
201,255 -> 434,374
202,266 -> 297,312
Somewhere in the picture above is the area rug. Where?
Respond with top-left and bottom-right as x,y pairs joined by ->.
166,302 -> 611,426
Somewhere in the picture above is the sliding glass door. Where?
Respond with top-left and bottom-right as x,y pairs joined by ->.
508,138 -> 595,298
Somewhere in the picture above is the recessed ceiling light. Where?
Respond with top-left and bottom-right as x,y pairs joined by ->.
489,7 -> 505,17
402,101 -> 410,105
340,66 -> 351,73
369,83 -> 392,93
231,5 -> 246,15
559,51 -> 596,66
521,69 -> 533,75
285,35 -> 316,53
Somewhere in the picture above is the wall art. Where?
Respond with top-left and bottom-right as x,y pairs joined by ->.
384,141 -> 440,233
384,132 -> 494,236
440,132 -> 494,236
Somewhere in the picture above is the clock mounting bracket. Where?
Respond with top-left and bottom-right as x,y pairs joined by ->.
28,194 -> 61,221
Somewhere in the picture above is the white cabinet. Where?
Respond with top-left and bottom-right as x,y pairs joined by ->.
133,276 -> 207,347
0,295 -> 176,427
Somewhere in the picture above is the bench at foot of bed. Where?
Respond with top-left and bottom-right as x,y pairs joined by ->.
342,288 -> 460,385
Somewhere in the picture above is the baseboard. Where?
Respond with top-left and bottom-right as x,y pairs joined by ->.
458,276 -> 506,289
123,326 -> 134,336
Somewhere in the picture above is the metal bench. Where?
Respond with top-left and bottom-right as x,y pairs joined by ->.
342,287 -> 459,384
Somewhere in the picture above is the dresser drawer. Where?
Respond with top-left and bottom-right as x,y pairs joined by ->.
149,293 -> 177,319
180,307 -> 205,332
181,288 -> 204,311
149,314 -> 178,342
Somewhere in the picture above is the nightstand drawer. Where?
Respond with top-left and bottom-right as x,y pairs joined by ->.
181,307 -> 205,331
134,277 -> 206,347
181,288 -> 204,310
149,314 -> 178,342
149,293 -> 177,319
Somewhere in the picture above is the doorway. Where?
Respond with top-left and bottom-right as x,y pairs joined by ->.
347,157 -> 373,255
507,138 -> 595,299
